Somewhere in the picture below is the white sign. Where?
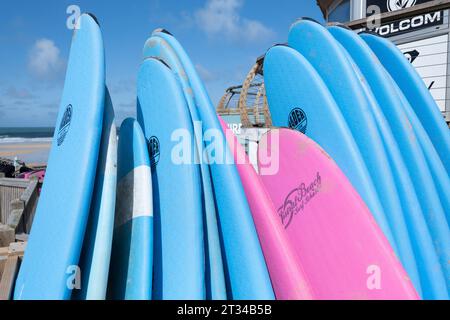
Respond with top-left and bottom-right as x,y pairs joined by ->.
398,34 -> 448,112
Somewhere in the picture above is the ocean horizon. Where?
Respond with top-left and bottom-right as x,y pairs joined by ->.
0,127 -> 55,165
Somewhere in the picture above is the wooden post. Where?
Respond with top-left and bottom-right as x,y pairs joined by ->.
0,242 -> 26,300
0,255 -> 19,300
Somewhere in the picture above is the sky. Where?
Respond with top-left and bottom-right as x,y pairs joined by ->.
0,0 -> 324,127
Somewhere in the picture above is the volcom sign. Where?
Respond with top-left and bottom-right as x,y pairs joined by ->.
374,11 -> 444,37
367,0 -> 431,13
366,0 -> 444,37
387,0 -> 417,12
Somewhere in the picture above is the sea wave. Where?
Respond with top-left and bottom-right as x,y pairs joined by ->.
0,137 -> 53,144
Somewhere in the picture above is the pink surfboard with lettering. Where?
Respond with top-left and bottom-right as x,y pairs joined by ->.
258,128 -> 418,300
218,116 -> 313,300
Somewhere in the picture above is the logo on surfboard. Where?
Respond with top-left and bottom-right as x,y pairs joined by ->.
147,136 -> 160,168
277,172 -> 322,229
387,0 -> 417,12
288,108 -> 307,134
57,104 -> 73,146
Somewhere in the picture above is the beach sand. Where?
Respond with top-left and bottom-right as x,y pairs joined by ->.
0,143 -> 51,166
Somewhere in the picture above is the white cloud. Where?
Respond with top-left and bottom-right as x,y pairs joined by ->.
195,0 -> 275,42
28,39 -> 64,79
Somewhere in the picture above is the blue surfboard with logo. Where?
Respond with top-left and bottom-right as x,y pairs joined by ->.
76,88 -> 117,300
288,19 -> 421,293
137,58 -> 205,300
146,30 -> 274,300
14,13 -> 105,300
143,34 -> 227,300
263,45 -> 393,249
361,33 -> 450,176
107,118 -> 153,300
330,26 -> 448,299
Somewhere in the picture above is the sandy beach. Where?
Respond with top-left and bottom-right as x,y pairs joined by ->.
0,142 -> 51,166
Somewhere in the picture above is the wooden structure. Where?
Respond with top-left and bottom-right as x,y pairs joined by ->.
0,177 -> 39,243
0,241 -> 26,300
217,56 -> 273,128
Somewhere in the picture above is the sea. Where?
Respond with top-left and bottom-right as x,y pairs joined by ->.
0,127 -> 54,165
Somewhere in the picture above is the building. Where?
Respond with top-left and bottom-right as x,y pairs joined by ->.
318,0 -> 450,123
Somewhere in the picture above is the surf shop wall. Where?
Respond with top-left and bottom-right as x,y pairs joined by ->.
318,0 -> 450,125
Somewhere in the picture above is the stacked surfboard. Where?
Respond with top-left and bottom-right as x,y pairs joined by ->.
260,19 -> 449,300
13,13 -> 449,300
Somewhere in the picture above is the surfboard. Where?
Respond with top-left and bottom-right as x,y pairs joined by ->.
393,84 -> 450,292
361,33 -> 450,175
263,44 -> 393,249
143,34 -> 227,300
218,116 -> 313,300
258,128 -> 419,300
76,88 -> 117,300
107,118 -> 153,300
14,13 -> 105,300
361,33 -> 450,224
288,19 -> 421,294
137,57 -> 205,300
147,30 -> 274,300
330,26 -> 448,299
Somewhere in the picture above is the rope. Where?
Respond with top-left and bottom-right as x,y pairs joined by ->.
217,91 -> 230,114
238,62 -> 259,127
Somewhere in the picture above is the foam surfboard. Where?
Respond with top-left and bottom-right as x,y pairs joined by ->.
361,33 -> 450,175
258,128 -> 419,300
288,19 -> 421,293
143,34 -> 227,300
137,58 -> 205,300
107,118 -> 153,300
14,13 -> 105,300
147,30 -> 274,300
76,88 -> 118,300
361,33 -> 450,226
263,45 -> 393,250
394,84 -> 450,292
218,116 -> 313,300
330,26 -> 448,299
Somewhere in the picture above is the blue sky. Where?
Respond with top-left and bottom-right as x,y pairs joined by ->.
0,0 -> 323,127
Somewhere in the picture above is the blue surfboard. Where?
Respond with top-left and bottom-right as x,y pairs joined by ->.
108,118 -> 153,300
143,33 -> 227,300
137,58 -> 205,300
263,45 -> 393,249
393,84 -> 450,293
146,31 -> 274,300
361,33 -> 450,224
76,88 -> 117,300
330,26 -> 448,299
361,33 -> 450,176
14,13 -> 105,300
288,19 -> 421,293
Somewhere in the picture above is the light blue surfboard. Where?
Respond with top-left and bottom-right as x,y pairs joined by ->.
107,118 -> 153,300
137,58 -> 205,300
361,33 -> 450,224
393,83 -> 450,293
75,88 -> 117,300
361,33 -> 450,176
263,45 -> 393,250
146,31 -> 274,300
14,13 -> 105,300
143,33 -> 227,300
330,26 -> 447,299
288,19 -> 421,293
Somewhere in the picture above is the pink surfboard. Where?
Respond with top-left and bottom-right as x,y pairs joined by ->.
218,116 -> 312,300
257,128 -> 419,300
